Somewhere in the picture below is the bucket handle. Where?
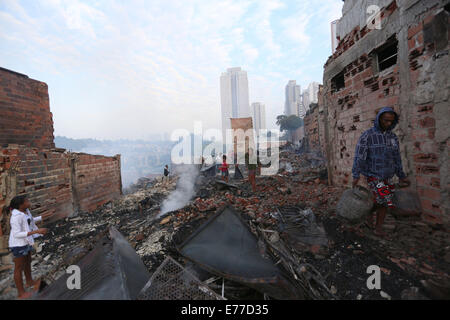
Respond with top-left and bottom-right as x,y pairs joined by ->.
352,186 -> 370,200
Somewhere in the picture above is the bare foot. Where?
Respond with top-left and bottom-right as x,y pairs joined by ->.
26,279 -> 41,292
17,291 -> 33,299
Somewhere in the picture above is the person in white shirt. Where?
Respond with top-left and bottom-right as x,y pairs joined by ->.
8,195 -> 48,299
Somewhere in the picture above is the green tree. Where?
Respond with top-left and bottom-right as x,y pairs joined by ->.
276,115 -> 303,142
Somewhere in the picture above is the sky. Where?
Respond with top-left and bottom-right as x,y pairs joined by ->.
0,0 -> 343,140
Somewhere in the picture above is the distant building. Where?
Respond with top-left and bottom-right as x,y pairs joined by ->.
251,102 -> 266,137
308,82 -> 320,104
301,82 -> 320,115
284,80 -> 301,116
220,67 -> 250,143
297,99 -> 307,118
302,89 -> 310,112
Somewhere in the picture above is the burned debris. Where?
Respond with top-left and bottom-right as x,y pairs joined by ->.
177,205 -> 304,300
36,227 -> 150,300
0,145 -> 448,300
138,256 -> 224,300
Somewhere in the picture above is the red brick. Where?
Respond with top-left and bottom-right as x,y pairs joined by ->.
430,178 -> 440,188
428,128 -> 436,139
408,38 -> 416,50
408,23 -> 423,39
419,117 -> 435,128
423,14 -> 434,25
413,153 -> 438,163
415,165 -> 439,175
416,33 -> 424,46
417,105 -> 433,114
418,187 -> 441,201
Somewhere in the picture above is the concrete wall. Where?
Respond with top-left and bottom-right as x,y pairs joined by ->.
0,145 -> 122,223
337,0 -> 396,40
0,68 -> 55,149
322,0 -> 449,224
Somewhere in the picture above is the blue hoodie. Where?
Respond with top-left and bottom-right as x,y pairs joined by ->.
352,107 -> 406,180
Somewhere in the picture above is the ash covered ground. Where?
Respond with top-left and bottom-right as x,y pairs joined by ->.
0,147 -> 449,300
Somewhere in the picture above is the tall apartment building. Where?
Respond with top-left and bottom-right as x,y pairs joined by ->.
251,102 -> 266,137
284,80 -> 301,116
307,82 -> 320,104
220,67 -> 250,143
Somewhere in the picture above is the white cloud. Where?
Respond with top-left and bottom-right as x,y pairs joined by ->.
282,13 -> 311,48
0,0 -> 343,139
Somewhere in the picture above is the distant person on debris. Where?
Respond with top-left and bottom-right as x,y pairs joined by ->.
8,195 -> 49,299
352,107 -> 410,238
163,165 -> 169,184
245,148 -> 258,192
219,155 -> 229,183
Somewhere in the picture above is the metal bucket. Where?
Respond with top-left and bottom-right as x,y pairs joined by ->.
336,186 -> 374,223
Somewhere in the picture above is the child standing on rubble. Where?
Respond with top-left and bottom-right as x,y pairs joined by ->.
8,195 -> 48,299
219,155 -> 229,183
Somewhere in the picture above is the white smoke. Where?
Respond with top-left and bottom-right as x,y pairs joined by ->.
158,164 -> 200,217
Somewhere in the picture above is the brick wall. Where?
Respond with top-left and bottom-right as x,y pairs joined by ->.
0,67 -> 123,228
0,68 -> 55,149
231,117 -> 255,154
72,153 -> 122,212
0,145 -> 122,223
303,104 -> 321,152
322,1 -> 449,224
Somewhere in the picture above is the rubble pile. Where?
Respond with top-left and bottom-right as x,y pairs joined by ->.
0,147 -> 448,300
124,177 -> 158,194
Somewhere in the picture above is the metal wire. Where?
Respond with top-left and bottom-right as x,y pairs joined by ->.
138,256 -> 225,300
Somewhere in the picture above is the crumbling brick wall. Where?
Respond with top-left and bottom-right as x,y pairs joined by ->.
303,104 -> 321,152
0,67 -> 123,227
230,117 -> 255,154
71,153 -> 122,212
0,145 -> 122,223
322,0 -> 449,224
0,68 -> 55,149
317,85 -> 327,157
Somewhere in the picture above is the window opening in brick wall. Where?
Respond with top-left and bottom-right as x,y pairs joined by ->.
331,71 -> 345,93
376,36 -> 398,71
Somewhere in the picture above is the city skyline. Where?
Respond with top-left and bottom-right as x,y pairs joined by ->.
0,0 -> 343,140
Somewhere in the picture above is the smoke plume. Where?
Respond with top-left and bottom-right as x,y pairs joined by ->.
158,164 -> 200,217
